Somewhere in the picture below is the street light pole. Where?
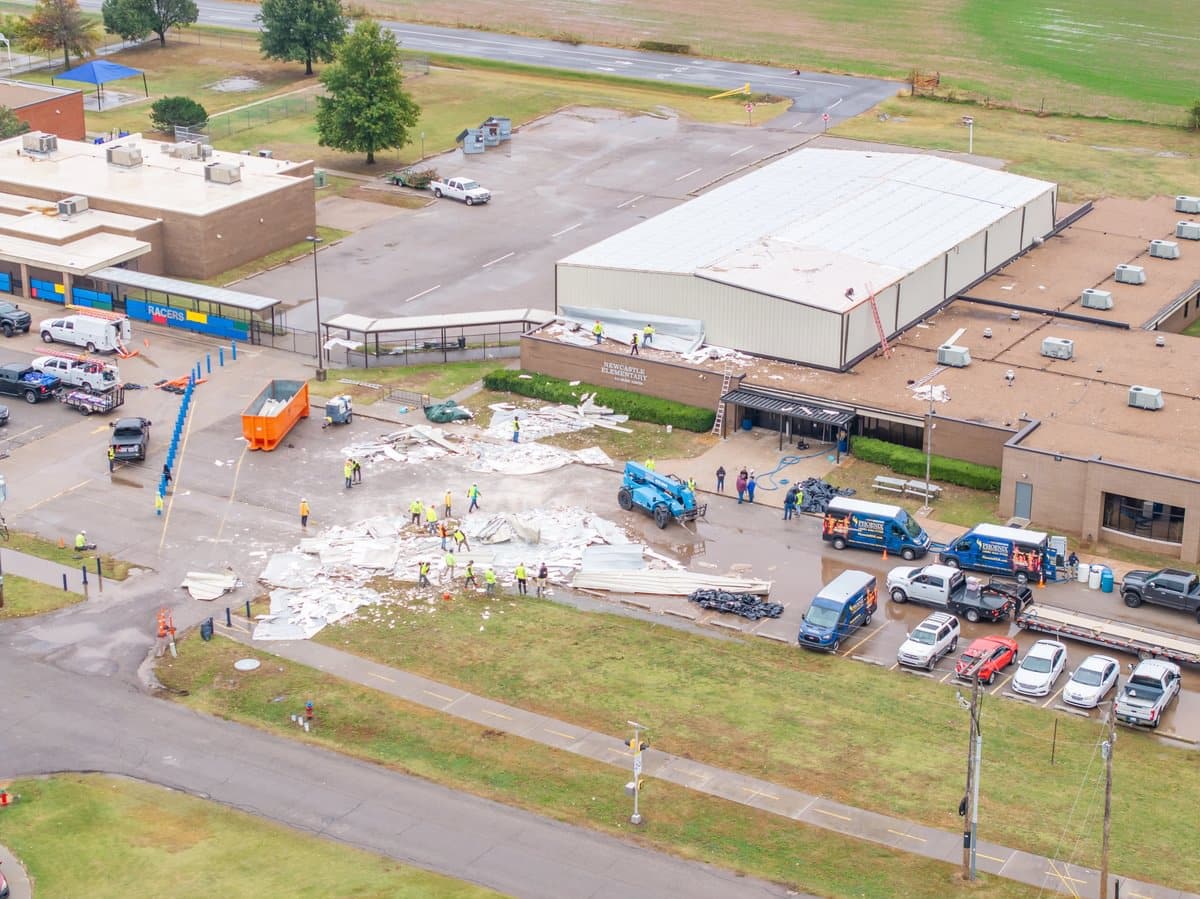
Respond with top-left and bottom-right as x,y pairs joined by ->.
306,235 -> 325,381
922,396 -> 935,514
963,115 -> 975,154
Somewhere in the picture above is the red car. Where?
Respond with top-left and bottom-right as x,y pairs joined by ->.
954,636 -> 1019,684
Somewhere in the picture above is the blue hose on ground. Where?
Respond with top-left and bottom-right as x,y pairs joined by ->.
754,449 -> 830,491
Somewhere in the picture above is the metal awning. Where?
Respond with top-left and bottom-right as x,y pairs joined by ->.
721,388 -> 855,428
90,267 -> 281,312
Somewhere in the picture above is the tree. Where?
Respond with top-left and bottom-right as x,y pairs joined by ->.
24,0 -> 101,69
101,0 -> 197,47
149,95 -> 206,132
0,106 -> 30,139
258,0 -> 345,76
1189,98 -> 1200,132
315,19 -> 418,165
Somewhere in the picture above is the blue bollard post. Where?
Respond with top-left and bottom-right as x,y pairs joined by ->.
219,347 -> 225,367
206,353 -> 211,374
81,564 -> 88,585
96,556 -> 103,593
244,599 -> 251,619
62,573 -> 68,591
231,340 -> 237,360
225,606 -> 232,627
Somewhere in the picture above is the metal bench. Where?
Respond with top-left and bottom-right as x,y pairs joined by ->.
873,475 -> 908,494
904,480 -> 943,500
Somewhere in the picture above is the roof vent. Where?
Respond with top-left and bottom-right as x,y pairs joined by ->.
106,145 -> 143,167
1040,337 -> 1074,360
1128,385 -> 1164,410
1176,221 -> 1200,240
21,131 -> 57,155
1114,264 -> 1145,285
1081,288 -> 1113,309
56,195 -> 89,217
204,161 -> 242,184
936,344 -> 971,367
1155,335 -> 1166,347
1149,239 -> 1180,259
1175,196 -> 1200,214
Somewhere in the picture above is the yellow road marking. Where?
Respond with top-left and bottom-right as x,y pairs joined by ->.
21,477 -> 90,513
742,787 -> 779,801
990,674 -> 1013,695
977,852 -> 1007,864
888,662 -> 899,671
887,829 -> 927,843
214,443 -> 249,542
813,808 -> 851,821
1042,686 -> 1066,709
1045,860 -> 1083,897
423,689 -> 454,703
160,393 -> 200,550
939,668 -> 957,683
842,624 -> 885,656
367,672 -> 395,683
1128,892 -> 1153,899
89,424 -> 109,435
544,728 -> 577,741
481,709 -> 513,721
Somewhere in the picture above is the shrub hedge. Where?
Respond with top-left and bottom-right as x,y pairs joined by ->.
850,435 -> 1002,492
483,370 -> 715,432
637,40 -> 691,54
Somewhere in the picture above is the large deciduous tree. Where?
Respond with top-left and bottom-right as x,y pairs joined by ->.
258,0 -> 345,76
101,0 -> 198,47
315,19 -> 418,165
25,0 -> 100,69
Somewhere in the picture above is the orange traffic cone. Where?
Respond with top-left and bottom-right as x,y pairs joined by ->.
58,536 -> 65,548
442,591 -> 452,602
881,546 -> 888,561
1038,572 -> 1045,588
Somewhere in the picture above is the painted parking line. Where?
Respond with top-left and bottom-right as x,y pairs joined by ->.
1042,686 -> 1066,709
990,674 -> 1013,695
673,168 -> 702,182
728,144 -> 753,157
2,425 -> 44,441
742,787 -> 779,802
826,97 -> 844,111
1045,860 -> 1084,898
888,661 -> 899,671
791,119 -> 808,129
977,852 -> 1008,864
403,284 -> 441,304
481,708 -> 513,721
544,728 -> 578,741
89,424 -> 110,436
616,194 -> 644,208
886,829 -> 927,843
812,807 -> 851,822
481,251 -> 515,268
841,625 -> 885,656
367,672 -> 395,683
21,477 -> 89,513
551,222 -> 582,237
423,689 -> 454,703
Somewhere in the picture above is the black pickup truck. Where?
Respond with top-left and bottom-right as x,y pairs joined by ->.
1121,568 -> 1200,622
0,363 -> 60,403
949,576 -> 1034,622
0,300 -> 32,338
110,416 -> 151,462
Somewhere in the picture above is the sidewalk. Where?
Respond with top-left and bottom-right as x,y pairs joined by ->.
0,546 -> 88,593
0,841 -> 31,899
213,621 -> 1194,899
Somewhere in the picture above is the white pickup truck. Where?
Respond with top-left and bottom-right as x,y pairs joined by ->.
31,355 -> 119,392
430,176 -> 491,206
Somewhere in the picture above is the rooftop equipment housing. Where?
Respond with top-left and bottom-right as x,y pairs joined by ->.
936,344 -> 971,367
1114,264 -> 1146,285
1149,240 -> 1180,259
1081,288 -> 1113,310
1041,337 -> 1074,360
1128,385 -> 1164,410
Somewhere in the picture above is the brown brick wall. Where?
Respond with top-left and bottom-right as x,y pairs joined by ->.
521,335 -> 742,409
15,94 -> 86,141
932,416 -> 1015,469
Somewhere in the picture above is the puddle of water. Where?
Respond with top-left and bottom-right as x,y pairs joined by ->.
209,76 -> 261,92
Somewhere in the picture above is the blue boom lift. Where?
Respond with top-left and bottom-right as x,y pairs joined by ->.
617,461 -> 707,529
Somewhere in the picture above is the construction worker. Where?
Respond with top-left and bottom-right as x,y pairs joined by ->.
629,332 -> 639,356
453,527 -> 470,551
438,520 -> 450,551
107,445 -> 115,472
410,499 -> 423,526
536,562 -> 549,598
418,560 -> 431,587
686,476 -> 697,493
343,458 -> 354,489
426,502 -> 438,534
155,492 -> 164,516
443,489 -> 453,518
514,562 -> 528,596
300,498 -> 310,527
154,607 -> 175,658
783,485 -> 798,521
484,566 -> 497,595
645,457 -> 656,472
592,320 -> 604,344
467,483 -> 481,513
352,458 -> 363,484
443,550 -> 456,583
75,530 -> 91,551
464,560 -> 478,590
512,416 -> 520,444
643,323 -> 654,345
162,463 -> 173,493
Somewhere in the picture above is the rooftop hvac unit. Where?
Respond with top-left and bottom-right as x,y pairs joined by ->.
1081,288 -> 1113,309
936,344 -> 971,367
1128,385 -> 1164,410
204,161 -> 241,184
168,141 -> 201,160
1115,264 -> 1146,285
1176,221 -> 1200,240
56,195 -> 89,217
257,148 -> 273,158
1041,337 -> 1074,360
106,145 -> 143,168
21,131 -> 57,154
1149,239 -> 1180,259
1175,196 -> 1200,214
199,144 -> 213,160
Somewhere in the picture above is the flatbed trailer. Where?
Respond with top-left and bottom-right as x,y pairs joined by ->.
59,384 -> 124,415
1016,603 -> 1200,666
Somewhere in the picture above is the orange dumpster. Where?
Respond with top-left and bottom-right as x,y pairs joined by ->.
242,379 -> 310,451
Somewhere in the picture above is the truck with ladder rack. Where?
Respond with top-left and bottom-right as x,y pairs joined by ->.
39,307 -> 133,355
31,351 -> 119,392
1015,603 -> 1200,667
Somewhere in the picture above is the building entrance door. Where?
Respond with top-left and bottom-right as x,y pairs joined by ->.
1014,481 -> 1033,520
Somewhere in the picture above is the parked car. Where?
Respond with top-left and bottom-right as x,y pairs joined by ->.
1114,659 -> 1182,728
949,576 -> 1033,623
897,611 -> 960,670
0,299 -> 32,337
0,403 -> 8,426
1011,639 -> 1067,697
954,635 -> 1019,684
1062,654 -> 1121,709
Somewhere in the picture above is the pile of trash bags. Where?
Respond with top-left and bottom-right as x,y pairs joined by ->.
796,477 -> 855,514
424,400 -> 473,423
688,589 -> 784,621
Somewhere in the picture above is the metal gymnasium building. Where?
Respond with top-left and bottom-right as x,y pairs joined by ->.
555,148 -> 1057,369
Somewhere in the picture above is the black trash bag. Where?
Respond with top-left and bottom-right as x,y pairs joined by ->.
200,617 -> 214,641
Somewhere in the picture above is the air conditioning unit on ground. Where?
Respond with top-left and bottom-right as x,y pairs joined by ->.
106,145 -> 143,167
56,195 -> 89,217
1128,385 -> 1164,410
1149,239 -> 1180,259
169,141 -> 201,160
21,131 -> 57,154
1176,221 -> 1200,240
936,344 -> 971,367
1115,264 -> 1146,285
1175,196 -> 1200,214
1081,288 -> 1113,309
1041,337 -> 1074,360
204,161 -> 242,184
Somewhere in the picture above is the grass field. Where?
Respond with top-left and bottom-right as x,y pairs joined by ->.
159,636 -> 1039,899
297,590 -> 1200,892
200,225 -> 349,287
309,360 -> 502,403
0,573 -> 83,619
0,774 -> 499,899
363,0 -> 1200,122
825,455 -> 1002,529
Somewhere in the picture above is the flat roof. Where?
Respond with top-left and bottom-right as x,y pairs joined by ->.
559,148 -> 1055,311
0,79 -> 80,108
0,232 -> 150,274
90,267 -> 281,312
326,307 -> 556,334
0,134 -> 311,216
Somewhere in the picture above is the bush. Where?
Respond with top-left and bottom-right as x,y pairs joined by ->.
149,96 -> 208,133
850,436 -> 1001,492
636,40 -> 690,54
483,370 -> 715,432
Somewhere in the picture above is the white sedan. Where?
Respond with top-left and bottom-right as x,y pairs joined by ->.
1011,639 -> 1067,697
1062,654 -> 1121,708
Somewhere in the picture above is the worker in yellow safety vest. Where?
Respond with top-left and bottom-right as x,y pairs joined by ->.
410,499 -> 423,526
484,567 -> 497,595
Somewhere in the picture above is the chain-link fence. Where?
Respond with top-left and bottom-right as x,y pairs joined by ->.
206,94 -> 321,140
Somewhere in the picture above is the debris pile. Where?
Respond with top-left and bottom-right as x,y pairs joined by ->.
424,400 -> 474,423
572,570 -> 771,597
485,396 -> 631,442
796,477 -> 855,514
340,424 -> 461,466
469,441 -> 612,475
688,589 -> 783,620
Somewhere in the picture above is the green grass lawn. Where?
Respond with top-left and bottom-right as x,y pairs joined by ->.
197,225 -> 349,287
159,637 -> 1038,899
8,531 -> 138,580
0,573 -> 83,618
295,590 -> 1200,893
824,455 -> 1002,529
0,774 -> 499,899
309,360 -> 504,404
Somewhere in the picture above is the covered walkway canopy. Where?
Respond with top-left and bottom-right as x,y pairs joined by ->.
722,386 -> 855,454
324,307 -> 555,367
54,60 -> 148,110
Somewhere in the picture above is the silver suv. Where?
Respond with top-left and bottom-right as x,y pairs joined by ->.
897,611 -> 960,670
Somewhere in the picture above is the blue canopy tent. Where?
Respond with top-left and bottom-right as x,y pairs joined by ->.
53,60 -> 148,111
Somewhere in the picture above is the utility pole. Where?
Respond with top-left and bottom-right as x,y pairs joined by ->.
1100,700 -> 1117,899
959,662 -> 984,881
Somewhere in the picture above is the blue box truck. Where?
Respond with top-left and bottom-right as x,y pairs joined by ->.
797,570 -> 878,652
936,523 -> 1057,582
821,497 -> 931,561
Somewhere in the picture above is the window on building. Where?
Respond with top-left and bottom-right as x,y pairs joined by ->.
1102,492 -> 1185,543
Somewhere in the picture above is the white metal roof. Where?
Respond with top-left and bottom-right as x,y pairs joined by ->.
970,523 -> 1049,543
325,307 -> 556,334
559,149 -> 1055,311
90,267 -> 281,311
827,496 -> 905,518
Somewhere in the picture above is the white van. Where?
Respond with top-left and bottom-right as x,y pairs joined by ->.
39,314 -> 130,353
